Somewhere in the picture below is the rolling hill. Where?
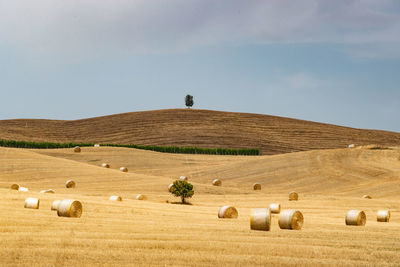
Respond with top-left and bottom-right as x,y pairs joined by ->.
1,109 -> 400,155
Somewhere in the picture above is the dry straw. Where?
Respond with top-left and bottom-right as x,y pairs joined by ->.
250,208 -> 271,231
212,179 -> 222,186
269,203 -> 281,214
73,146 -> 81,153
218,206 -> 238,219
109,196 -> 122,201
362,195 -> 372,199
168,184 -> 174,192
51,200 -> 61,211
24,197 -> 40,209
65,180 -> 76,188
345,210 -> 366,226
120,167 -> 128,172
180,176 -> 188,182
279,210 -> 304,230
101,163 -> 110,168
40,189 -> 55,194
57,199 -> 82,218
253,183 -> 261,190
10,184 -> 20,190
18,187 -> 29,192
289,191 -> 298,201
136,194 -> 146,200
377,210 -> 390,222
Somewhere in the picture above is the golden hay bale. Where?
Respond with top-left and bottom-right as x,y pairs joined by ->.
253,183 -> 261,190
101,163 -> 110,168
57,199 -> 82,218
180,176 -> 188,181
65,180 -> 76,188
73,146 -> 81,153
94,144 -> 100,147
51,200 -> 61,211
269,203 -> 281,214
18,187 -> 29,192
120,167 -> 128,172
109,196 -> 122,201
345,210 -> 366,226
10,184 -> 20,190
40,189 -> 55,194
24,197 -> 40,209
250,208 -> 271,231
218,206 -> 238,219
212,179 -> 222,186
362,195 -> 372,199
279,210 -> 304,230
377,210 -> 390,222
289,191 -> 298,201
348,144 -> 356,148
136,194 -> 146,200
168,184 -> 174,192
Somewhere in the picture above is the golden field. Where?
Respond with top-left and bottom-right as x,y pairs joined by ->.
1,146 -> 400,266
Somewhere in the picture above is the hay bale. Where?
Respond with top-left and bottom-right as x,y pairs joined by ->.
253,183 -> 261,190
289,191 -> 298,201
377,210 -> 390,222
109,196 -> 122,201
348,144 -> 356,148
24,197 -> 40,209
136,194 -> 146,200
279,210 -> 304,230
120,167 -> 128,172
218,206 -> 238,219
180,176 -> 188,181
212,179 -> 222,186
57,199 -> 82,218
65,180 -> 76,188
345,210 -> 366,226
73,146 -> 81,153
94,144 -> 100,147
362,195 -> 372,199
250,208 -> 271,231
168,184 -> 174,192
40,189 -> 55,194
269,203 -> 281,214
10,184 -> 20,190
51,200 -> 61,211
18,187 -> 29,192
101,163 -> 110,168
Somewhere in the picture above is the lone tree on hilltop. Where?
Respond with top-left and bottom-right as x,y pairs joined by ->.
171,180 -> 194,204
185,94 -> 194,108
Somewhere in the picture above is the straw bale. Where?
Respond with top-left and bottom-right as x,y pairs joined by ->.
57,199 -> 82,218
289,191 -> 298,201
377,210 -> 390,222
109,196 -> 122,201
18,187 -> 29,192
168,184 -> 174,192
65,180 -> 76,188
40,189 -> 55,194
212,179 -> 222,186
10,184 -> 20,190
24,197 -> 40,209
345,210 -> 366,226
101,163 -> 110,168
73,146 -> 81,153
94,144 -> 100,147
218,206 -> 238,219
250,208 -> 271,231
348,144 -> 356,148
362,195 -> 372,199
120,167 -> 128,172
279,210 -> 304,230
136,194 -> 146,200
253,183 -> 261,190
269,203 -> 281,214
180,176 -> 188,181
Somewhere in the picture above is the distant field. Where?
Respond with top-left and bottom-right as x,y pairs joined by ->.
1,146 -> 400,266
1,109 -> 400,155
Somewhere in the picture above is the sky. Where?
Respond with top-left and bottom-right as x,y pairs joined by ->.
0,0 -> 400,132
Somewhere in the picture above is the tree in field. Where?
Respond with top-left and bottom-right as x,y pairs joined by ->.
171,180 -> 194,204
185,94 -> 194,108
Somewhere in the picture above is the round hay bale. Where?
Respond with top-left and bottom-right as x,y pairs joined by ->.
180,176 -> 188,182
377,210 -> 390,222
51,200 -> 61,211
279,210 -> 304,230
57,199 -> 82,218
218,206 -> 238,219
345,210 -> 366,226
73,146 -> 81,153
168,183 -> 174,192
65,180 -> 76,188
250,208 -> 271,231
212,179 -> 222,186
94,144 -> 100,147
40,189 -> 55,194
253,183 -> 261,190
362,195 -> 372,199
136,194 -> 146,200
348,144 -> 356,149
24,197 -> 40,209
18,187 -> 29,192
10,184 -> 20,190
269,203 -> 281,214
120,167 -> 128,172
289,191 -> 298,201
109,196 -> 122,201
101,163 -> 110,168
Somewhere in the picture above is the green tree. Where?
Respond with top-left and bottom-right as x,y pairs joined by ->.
185,94 -> 194,108
171,180 -> 194,204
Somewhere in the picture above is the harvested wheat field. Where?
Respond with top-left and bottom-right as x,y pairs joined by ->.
1,146 -> 400,266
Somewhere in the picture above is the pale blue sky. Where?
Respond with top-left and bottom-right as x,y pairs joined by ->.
0,0 -> 399,132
